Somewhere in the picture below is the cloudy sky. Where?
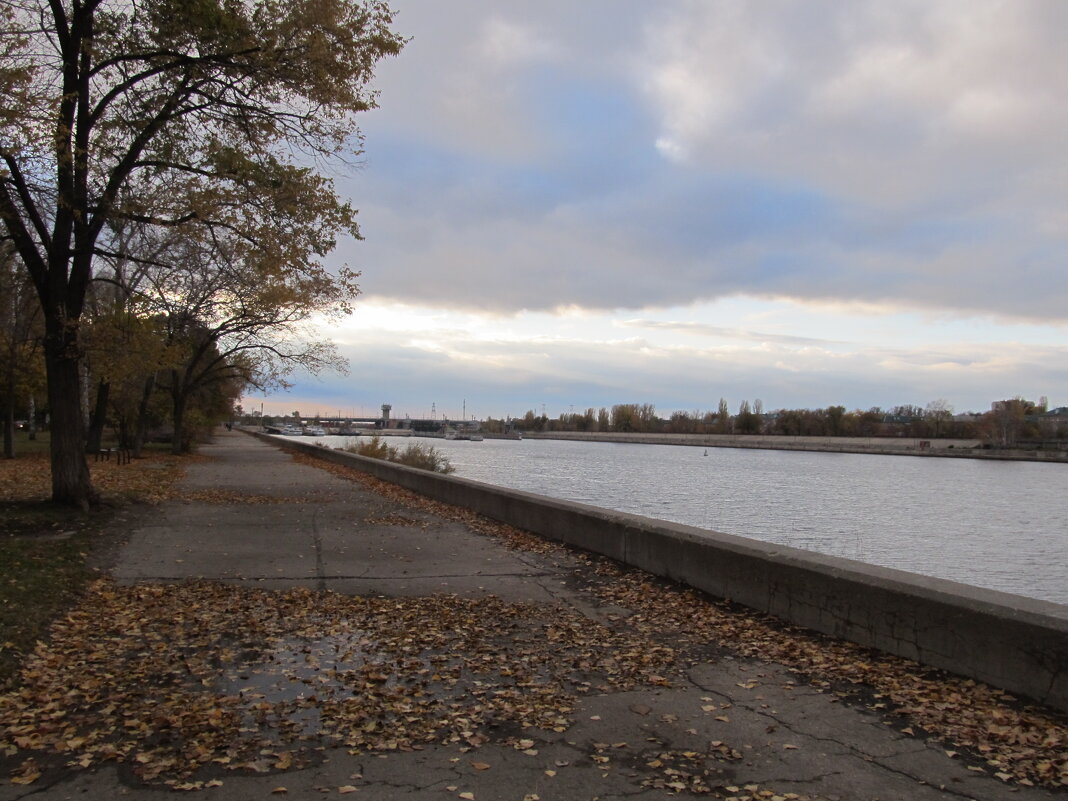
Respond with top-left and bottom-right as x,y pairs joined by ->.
252,0 -> 1068,422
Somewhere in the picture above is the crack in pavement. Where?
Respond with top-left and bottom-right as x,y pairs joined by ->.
685,669 -> 1005,801
311,506 -> 327,592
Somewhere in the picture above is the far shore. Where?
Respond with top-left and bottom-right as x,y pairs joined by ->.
518,430 -> 1068,463
255,426 -> 1068,463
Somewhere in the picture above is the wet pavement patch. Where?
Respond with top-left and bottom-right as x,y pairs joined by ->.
0,579 -> 678,788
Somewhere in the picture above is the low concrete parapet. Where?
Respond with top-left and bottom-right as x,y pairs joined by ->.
264,433 -> 1068,712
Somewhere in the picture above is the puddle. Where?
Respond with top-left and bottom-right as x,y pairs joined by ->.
207,631 -> 465,745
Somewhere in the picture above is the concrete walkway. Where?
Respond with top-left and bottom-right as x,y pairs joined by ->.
113,432 -> 566,603
4,431 -> 1061,801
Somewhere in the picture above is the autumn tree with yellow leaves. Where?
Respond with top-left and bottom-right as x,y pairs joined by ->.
0,0 -> 404,506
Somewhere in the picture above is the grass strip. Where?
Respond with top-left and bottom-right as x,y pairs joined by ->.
0,532 -> 93,688
0,433 -> 189,688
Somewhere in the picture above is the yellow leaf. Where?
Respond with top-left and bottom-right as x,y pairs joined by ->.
10,771 -> 41,786
274,752 -> 293,770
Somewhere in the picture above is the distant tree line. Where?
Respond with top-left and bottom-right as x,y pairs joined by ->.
491,397 -> 1065,448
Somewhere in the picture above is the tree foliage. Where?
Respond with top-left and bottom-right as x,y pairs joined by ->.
0,0 -> 404,505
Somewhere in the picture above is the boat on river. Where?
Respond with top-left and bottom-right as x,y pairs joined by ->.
444,427 -> 483,441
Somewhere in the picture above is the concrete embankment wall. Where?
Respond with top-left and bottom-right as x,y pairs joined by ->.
262,434 -> 1068,712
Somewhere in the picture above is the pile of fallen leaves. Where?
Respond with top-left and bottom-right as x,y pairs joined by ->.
0,450 -> 189,688
0,450 -> 187,506
0,580 -> 677,788
292,447 -> 1068,790
0,453 -> 52,503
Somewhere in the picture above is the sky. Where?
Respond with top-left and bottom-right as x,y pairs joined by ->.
249,0 -> 1068,422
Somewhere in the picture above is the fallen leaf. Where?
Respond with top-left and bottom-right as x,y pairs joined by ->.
9,771 -> 41,786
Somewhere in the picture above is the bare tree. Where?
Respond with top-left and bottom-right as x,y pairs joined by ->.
924,398 -> 954,438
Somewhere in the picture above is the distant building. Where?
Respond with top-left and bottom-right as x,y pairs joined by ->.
1038,407 -> 1068,434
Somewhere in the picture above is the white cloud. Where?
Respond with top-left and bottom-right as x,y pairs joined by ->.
478,17 -> 557,64
294,298 -> 1068,417
638,0 -> 1068,208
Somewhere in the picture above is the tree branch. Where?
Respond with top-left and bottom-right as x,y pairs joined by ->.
1,151 -> 51,247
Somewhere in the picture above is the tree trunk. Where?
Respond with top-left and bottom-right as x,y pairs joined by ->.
130,373 -> 156,459
86,378 -> 110,454
44,319 -> 96,508
171,386 -> 187,456
2,396 -> 13,459
2,356 -> 13,458
28,393 -> 36,440
117,417 -> 129,450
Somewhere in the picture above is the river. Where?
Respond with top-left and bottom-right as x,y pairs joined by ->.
309,435 -> 1068,606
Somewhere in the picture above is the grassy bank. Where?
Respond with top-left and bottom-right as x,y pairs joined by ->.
0,432 -> 186,687
0,532 -> 94,686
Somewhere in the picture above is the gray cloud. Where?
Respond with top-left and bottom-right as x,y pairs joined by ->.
338,1 -> 1068,322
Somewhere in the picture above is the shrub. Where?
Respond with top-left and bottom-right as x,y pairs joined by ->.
353,435 -> 396,461
393,443 -> 455,474
342,436 -> 454,474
